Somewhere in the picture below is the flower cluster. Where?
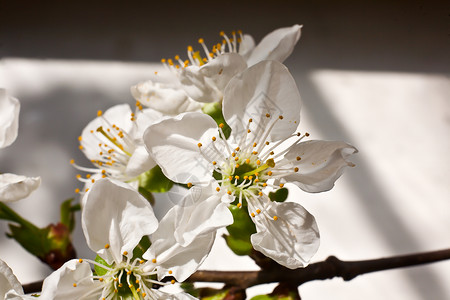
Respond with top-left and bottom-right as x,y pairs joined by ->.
0,25 -> 356,299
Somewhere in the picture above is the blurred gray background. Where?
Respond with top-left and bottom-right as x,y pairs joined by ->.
0,1 -> 449,299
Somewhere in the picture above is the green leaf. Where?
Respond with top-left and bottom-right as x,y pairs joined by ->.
203,289 -> 230,300
224,234 -> 253,256
202,102 -> 231,139
180,282 -> 199,298
268,188 -> 288,202
60,198 -> 76,232
132,235 -> 151,260
138,165 -> 173,193
225,205 -> 256,256
7,224 -> 50,257
94,255 -> 111,276
250,296 -> 274,300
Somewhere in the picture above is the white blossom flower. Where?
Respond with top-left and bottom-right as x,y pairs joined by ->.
0,89 -> 20,149
0,174 -> 41,203
0,259 -> 24,300
71,104 -> 164,193
40,178 -> 210,299
160,25 -> 302,104
144,60 -> 357,268
0,89 -> 41,203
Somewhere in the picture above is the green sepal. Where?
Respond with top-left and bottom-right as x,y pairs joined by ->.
60,198 -> 78,232
132,235 -> 151,260
138,165 -> 174,193
94,255 -> 111,276
202,102 -> 231,139
7,223 -> 50,257
225,205 -> 256,256
268,188 -> 288,202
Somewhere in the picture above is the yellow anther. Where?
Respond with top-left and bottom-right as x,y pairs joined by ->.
273,216 -> 278,221
78,259 -> 83,263
232,152 -> 236,157
296,156 -> 301,161
152,258 -> 157,263
266,113 -> 270,118
175,65 -> 180,69
235,147 -> 240,151
171,280 -> 176,284
99,278 -> 104,282
73,283 -> 77,287
140,260 -> 145,264
219,123 -> 224,128
209,52 -> 214,57
279,115 -> 284,119
235,164 -> 240,168
127,270 -> 132,275
76,174 -> 81,179
114,277 -> 118,282
246,159 -> 250,164
220,31 -> 225,36
129,284 -> 133,288
187,183 -> 192,188
229,176 -> 233,181
75,188 -> 80,193
252,151 -> 258,155
136,279 -> 140,284
256,160 -> 261,165
237,203 -> 242,208
154,71 -> 158,75
161,58 -> 166,63
79,145 -> 83,150
279,183 -> 285,188
244,176 -> 248,180
249,118 -> 253,122
212,161 -> 217,165
123,251 -> 128,256
256,209 -> 261,214
91,179 -> 95,183
198,143 -> 202,148
270,151 -> 275,155
187,45 -> 193,52
97,110 -> 103,117
254,178 -> 259,183
101,169 -> 106,174
266,141 -> 270,145
258,192 -> 263,196
267,171 -> 273,176
267,158 -> 275,167
86,174 -> 91,179
78,136 -> 82,141
232,30 -> 236,35
175,55 -> 180,60
253,142 -> 257,147
263,183 -> 267,187
102,175 -> 106,178
142,293 -> 147,297
251,213 -> 255,217
216,187 -> 221,192
249,176 -> 253,180
247,129 -> 251,133
234,157 -> 239,161
255,172 -> 259,176
305,132 -> 310,137
235,175 -> 239,180
169,270 -> 173,274
198,38 -> 204,44
114,289 -> 119,293
90,130 -> 94,133
85,188 -> 89,192
294,167 -> 299,172
118,283 -> 123,288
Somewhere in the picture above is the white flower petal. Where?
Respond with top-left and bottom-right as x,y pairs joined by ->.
144,112 -> 217,184
40,259 -> 101,300
0,259 -> 23,298
251,201 -> 320,269
0,89 -> 20,149
0,174 -> 41,202
246,24 -> 302,66
131,80 -> 201,115
82,178 -> 158,264
131,107 -> 165,139
143,201 -> 216,282
238,34 -> 256,60
173,184 -> 233,246
284,140 -> 358,192
179,54 -> 247,103
125,145 -> 156,178
151,289 -> 198,300
223,60 -> 301,142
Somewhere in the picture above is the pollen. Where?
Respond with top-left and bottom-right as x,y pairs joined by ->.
235,164 -> 240,168
97,110 -> 103,117
75,188 -> 80,193
175,55 -> 180,60
105,244 -> 110,249
79,145 -> 83,150
78,136 -> 82,141
253,142 -> 257,147
235,147 -> 240,151
256,160 -> 261,165
256,209 -> 261,214
152,258 -> 157,263
265,113 -> 271,118
129,284 -> 133,288
231,152 -> 236,157
279,183 -> 285,188
219,123 -> 224,128
171,280 -> 176,284
273,216 -> 278,221
279,115 -> 284,119
305,132 -> 310,137
216,187 -> 221,192
198,38 -> 204,44
187,45 -> 193,52
234,175 -> 239,180
237,203 -> 242,208
187,183 -> 192,188
123,251 -> 128,256
234,157 -> 239,161
246,159 -> 250,164
266,141 -> 270,145
198,143 -> 202,148
212,161 -> 217,165
294,167 -> 299,172
161,58 -> 166,63
249,118 -> 253,122
258,192 -> 263,196
73,283 -> 77,287
251,213 -> 255,217
296,156 -> 301,161
212,136 -> 216,141
78,259 -> 83,263
99,278 -> 104,282
247,129 -> 251,133
169,270 -> 173,274
267,171 -> 273,176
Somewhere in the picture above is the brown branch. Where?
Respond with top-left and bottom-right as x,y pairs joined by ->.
22,248 -> 450,294
186,248 -> 450,289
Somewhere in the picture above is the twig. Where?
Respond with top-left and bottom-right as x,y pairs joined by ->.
22,248 -> 450,294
